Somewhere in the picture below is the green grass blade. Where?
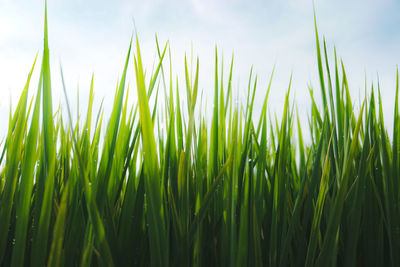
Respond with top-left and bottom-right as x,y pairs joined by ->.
134,35 -> 168,267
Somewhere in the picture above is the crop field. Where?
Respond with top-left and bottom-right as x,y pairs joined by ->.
0,4 -> 399,267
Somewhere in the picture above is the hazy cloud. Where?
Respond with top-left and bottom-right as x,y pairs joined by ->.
0,0 -> 399,139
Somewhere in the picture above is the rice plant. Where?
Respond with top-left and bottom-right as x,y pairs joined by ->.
0,4 -> 399,267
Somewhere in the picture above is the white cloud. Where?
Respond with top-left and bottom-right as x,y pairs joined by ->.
0,0 -> 399,140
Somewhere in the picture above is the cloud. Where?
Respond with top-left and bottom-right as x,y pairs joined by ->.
0,0 -> 399,140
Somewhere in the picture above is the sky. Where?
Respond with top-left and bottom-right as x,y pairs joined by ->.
0,0 -> 399,141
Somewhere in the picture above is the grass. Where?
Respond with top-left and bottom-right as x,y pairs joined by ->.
1,4 -> 400,267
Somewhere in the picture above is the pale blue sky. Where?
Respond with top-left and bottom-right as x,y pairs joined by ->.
0,0 -> 399,140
